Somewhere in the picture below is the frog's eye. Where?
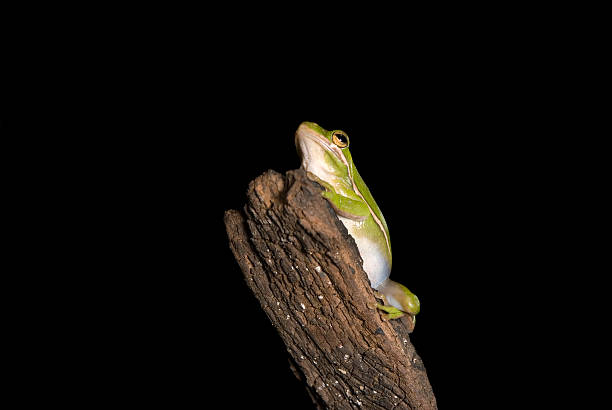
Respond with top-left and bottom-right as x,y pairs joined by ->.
332,131 -> 349,148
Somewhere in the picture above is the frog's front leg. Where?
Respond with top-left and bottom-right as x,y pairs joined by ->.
307,172 -> 371,219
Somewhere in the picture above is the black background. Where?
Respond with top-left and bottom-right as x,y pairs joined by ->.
1,0 -> 602,402
5,40 -> 582,407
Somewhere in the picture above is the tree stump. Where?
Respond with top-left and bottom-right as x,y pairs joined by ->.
224,169 -> 437,409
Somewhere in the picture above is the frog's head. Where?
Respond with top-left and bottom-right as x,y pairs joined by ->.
295,121 -> 353,185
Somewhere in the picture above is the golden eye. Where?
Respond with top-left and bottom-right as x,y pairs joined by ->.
332,131 -> 349,148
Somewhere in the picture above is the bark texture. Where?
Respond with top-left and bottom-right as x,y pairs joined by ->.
224,169 -> 437,409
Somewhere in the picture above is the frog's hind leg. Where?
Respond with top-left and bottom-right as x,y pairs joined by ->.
372,290 -> 405,320
376,303 -> 405,320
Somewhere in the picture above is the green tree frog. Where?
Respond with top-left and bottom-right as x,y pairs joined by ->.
295,122 -> 420,322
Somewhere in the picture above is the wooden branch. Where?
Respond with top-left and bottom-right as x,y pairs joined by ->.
224,169 -> 437,409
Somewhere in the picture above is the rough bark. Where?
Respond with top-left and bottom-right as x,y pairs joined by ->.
224,169 -> 437,409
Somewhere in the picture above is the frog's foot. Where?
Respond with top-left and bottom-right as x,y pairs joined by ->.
371,290 -> 403,319
376,304 -> 416,332
377,280 -> 420,316
376,303 -> 405,320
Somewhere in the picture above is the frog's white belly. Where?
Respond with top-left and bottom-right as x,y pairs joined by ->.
338,216 -> 390,289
